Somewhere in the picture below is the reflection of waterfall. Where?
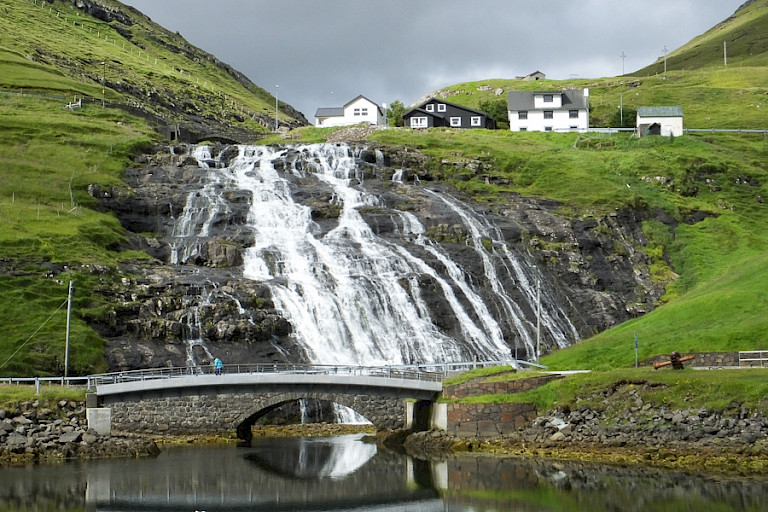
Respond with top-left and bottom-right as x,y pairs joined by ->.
181,143 -> 579,366
245,434 -> 377,480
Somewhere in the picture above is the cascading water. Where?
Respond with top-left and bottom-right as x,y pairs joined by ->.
179,285 -> 216,370
179,143 -> 578,367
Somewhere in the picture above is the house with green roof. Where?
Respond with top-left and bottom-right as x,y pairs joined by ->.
636,106 -> 684,137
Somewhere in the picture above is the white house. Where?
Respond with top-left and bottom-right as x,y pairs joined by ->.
507,89 -> 589,132
314,95 -> 385,127
636,106 -> 684,137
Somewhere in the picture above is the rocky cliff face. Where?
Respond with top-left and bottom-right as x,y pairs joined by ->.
90,143 -> 669,371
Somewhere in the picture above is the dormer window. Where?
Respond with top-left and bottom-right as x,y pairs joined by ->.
543,94 -> 554,102
426,104 -> 434,112
437,104 -> 447,112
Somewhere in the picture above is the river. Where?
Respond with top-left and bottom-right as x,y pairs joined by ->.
1,433 -> 767,511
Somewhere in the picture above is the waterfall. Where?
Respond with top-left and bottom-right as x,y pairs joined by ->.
181,143 -> 578,366
179,285 -> 216,370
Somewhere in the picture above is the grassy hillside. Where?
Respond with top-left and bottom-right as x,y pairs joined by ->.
420,65 -> 768,130
635,0 -> 768,75
0,0 -> 304,134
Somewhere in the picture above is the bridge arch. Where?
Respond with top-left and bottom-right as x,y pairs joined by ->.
234,391 -> 403,444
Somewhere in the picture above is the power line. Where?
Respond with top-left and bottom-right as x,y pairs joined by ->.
0,299 -> 69,371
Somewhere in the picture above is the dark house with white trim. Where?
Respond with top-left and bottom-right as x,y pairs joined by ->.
402,98 -> 497,130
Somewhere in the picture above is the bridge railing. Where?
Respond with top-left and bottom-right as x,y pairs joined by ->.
88,360 -> 537,387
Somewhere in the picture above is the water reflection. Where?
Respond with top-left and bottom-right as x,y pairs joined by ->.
244,434 -> 377,479
1,434 -> 768,511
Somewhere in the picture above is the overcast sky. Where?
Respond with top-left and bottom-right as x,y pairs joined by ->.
121,0 -> 742,121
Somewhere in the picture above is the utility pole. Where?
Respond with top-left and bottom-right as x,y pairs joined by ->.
663,46 -> 668,74
275,84 -> 279,132
634,332 -> 639,368
64,270 -> 74,378
724,41 -> 728,67
101,61 -> 106,107
620,51 -> 626,76
620,92 -> 624,126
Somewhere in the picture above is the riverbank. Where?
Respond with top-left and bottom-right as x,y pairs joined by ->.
0,399 -> 159,465
399,400 -> 768,477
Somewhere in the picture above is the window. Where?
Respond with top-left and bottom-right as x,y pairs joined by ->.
410,116 -> 428,128
354,108 -> 361,116
544,111 -> 553,119
450,117 -> 462,127
519,127 -> 528,131
471,116 -> 482,127
437,104 -> 447,112
569,110 -> 579,119
545,126 -> 553,132
426,104 -> 434,112
362,108 -> 368,115
543,94 -> 553,102
570,126 -> 578,130
518,111 -> 528,120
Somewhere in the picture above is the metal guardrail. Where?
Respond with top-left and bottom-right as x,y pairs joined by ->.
686,128 -> 768,135
739,351 -> 768,367
4,359 -> 544,391
0,376 -> 93,394
88,360 -> 538,387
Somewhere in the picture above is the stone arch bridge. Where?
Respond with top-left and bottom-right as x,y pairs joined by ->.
88,365 -> 445,442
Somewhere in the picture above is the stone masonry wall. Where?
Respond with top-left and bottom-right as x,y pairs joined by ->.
105,390 -> 405,436
443,374 -> 563,399
645,352 -> 741,368
445,402 -> 538,438
439,373 -> 559,438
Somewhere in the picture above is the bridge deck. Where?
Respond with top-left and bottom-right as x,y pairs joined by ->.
95,372 -> 443,397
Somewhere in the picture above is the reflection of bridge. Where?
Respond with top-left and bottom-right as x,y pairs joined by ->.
89,363 -> 494,439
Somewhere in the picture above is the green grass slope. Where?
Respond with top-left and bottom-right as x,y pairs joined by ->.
635,0 -> 768,75
0,0 -> 304,135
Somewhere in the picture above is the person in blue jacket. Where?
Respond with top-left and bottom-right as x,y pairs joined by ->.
213,357 -> 223,375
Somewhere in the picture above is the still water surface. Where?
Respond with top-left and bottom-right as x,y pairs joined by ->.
1,433 -> 767,511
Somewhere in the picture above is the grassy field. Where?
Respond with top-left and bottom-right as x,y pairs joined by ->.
0,384 -> 86,407
444,366 -> 768,417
